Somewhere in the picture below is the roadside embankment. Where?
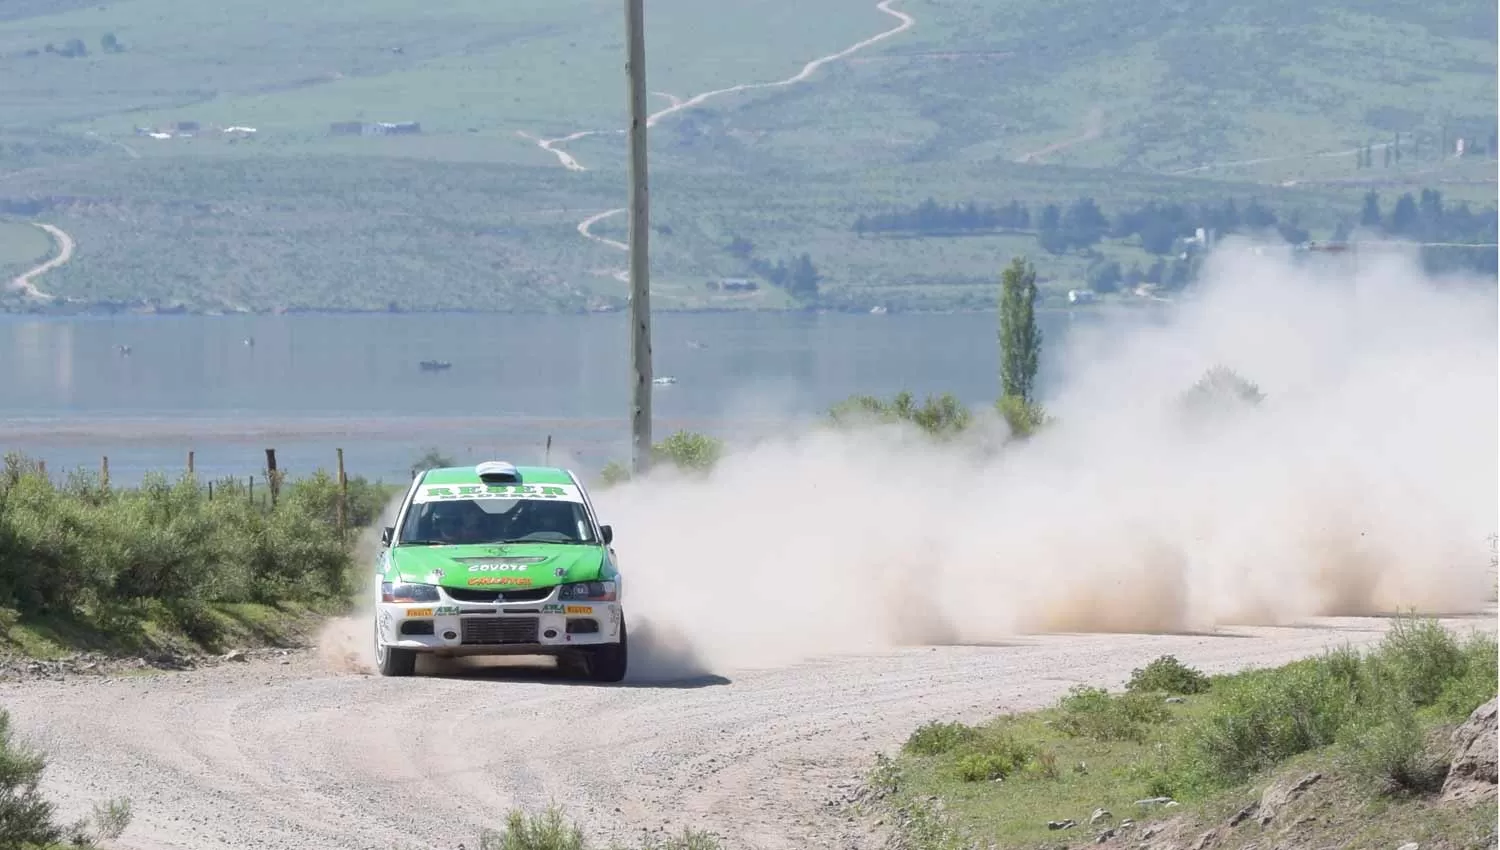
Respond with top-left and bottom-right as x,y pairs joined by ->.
0,452 -> 400,672
860,616 -> 1498,850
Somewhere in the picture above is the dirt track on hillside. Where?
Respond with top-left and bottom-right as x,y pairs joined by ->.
7,222 -> 71,301
4,612 -> 1493,850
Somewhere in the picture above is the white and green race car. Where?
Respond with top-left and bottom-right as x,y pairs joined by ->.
372,460 -> 627,682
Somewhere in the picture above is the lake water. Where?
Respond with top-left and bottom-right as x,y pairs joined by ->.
0,309 -> 1124,485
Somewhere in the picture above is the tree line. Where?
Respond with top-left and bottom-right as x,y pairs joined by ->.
854,200 -> 1034,236
1350,189 -> 1496,243
853,189 -> 1498,275
1344,189 -> 1498,275
854,195 -> 1310,256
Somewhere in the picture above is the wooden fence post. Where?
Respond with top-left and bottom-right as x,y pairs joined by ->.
208,480 -> 214,501
336,447 -> 348,543
101,456 -> 109,490
187,451 -> 195,476
265,448 -> 279,508
37,460 -> 46,482
248,476 -> 254,505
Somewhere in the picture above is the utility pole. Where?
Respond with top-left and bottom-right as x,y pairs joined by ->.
624,0 -> 653,475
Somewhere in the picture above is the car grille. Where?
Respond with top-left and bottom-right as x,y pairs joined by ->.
445,587 -> 553,603
460,616 -> 540,646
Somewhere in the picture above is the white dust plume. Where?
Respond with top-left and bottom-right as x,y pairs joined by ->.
598,237 -> 1499,678
316,493 -> 405,674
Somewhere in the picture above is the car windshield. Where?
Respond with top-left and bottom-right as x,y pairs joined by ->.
398,495 -> 596,546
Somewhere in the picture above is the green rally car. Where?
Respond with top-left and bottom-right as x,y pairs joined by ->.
372,460 -> 627,682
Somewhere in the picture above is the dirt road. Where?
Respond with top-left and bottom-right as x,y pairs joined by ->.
5,612 -> 1491,850
577,208 -> 631,283
526,0 -> 915,174
1015,106 -> 1104,164
529,0 -> 914,285
7,222 -> 72,301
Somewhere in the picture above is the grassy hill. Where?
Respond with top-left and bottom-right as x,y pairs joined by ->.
0,0 -> 1493,313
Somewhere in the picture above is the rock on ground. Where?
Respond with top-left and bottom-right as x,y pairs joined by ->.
1441,697 -> 1498,805
1257,772 -> 1322,825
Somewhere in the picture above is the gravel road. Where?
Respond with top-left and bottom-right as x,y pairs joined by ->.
5,611 -> 1493,850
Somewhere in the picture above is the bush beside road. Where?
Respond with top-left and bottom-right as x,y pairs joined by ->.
861,616 -> 1498,850
0,452 -> 401,664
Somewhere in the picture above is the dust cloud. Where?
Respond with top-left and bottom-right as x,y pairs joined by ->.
598,237 -> 1499,677
316,494 -> 405,675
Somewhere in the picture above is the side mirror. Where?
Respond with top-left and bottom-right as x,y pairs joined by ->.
380,526 -> 394,546
600,525 -> 613,545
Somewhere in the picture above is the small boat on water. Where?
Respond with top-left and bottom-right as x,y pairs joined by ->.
419,360 -> 452,372
652,375 -> 677,385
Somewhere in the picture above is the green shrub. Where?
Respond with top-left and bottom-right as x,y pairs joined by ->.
867,751 -> 902,796
1024,747 -> 1061,781
953,752 -> 1013,782
85,797 -> 133,844
0,708 -> 62,848
1171,657 -> 1361,789
480,807 -> 585,850
829,391 -> 973,439
0,453 -> 395,628
1055,685 -> 1171,743
950,731 -> 1037,783
477,806 -> 720,850
1342,701 -> 1448,796
1370,614 -> 1473,711
650,431 -> 723,473
1149,617 -> 1495,797
902,720 -> 1044,783
995,394 -> 1052,438
1178,365 -> 1265,417
598,461 -> 632,488
904,721 -> 981,757
1126,655 -> 1210,696
1434,631 -> 1499,720
0,705 -> 132,849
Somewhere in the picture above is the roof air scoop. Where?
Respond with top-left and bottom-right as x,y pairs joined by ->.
475,461 -> 520,484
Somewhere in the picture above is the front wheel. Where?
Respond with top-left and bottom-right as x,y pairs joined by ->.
374,620 -> 416,677
584,618 -> 628,683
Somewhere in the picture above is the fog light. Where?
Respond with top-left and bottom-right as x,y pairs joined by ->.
543,629 -> 558,639
442,630 -> 457,640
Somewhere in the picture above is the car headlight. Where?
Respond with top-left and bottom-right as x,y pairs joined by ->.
381,582 -> 441,603
558,580 -> 617,602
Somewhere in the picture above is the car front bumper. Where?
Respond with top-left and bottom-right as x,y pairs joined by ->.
376,598 -> 622,656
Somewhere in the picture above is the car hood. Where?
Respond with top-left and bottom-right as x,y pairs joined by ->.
384,543 -> 609,590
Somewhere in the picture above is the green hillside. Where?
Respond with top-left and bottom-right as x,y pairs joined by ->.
0,0 -> 1493,313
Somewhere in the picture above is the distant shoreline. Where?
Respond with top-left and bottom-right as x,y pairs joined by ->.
0,299 -> 1164,321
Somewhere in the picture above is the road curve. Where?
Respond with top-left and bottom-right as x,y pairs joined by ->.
7,222 -> 73,301
526,0 -> 915,173
5,611 -> 1492,850
577,208 -> 630,282
542,1 -> 913,284
577,208 -> 628,252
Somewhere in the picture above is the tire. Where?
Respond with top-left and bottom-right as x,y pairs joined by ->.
374,620 -> 416,677
584,618 -> 628,683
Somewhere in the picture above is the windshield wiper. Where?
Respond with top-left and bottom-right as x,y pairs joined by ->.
397,539 -> 450,546
494,538 -> 589,545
